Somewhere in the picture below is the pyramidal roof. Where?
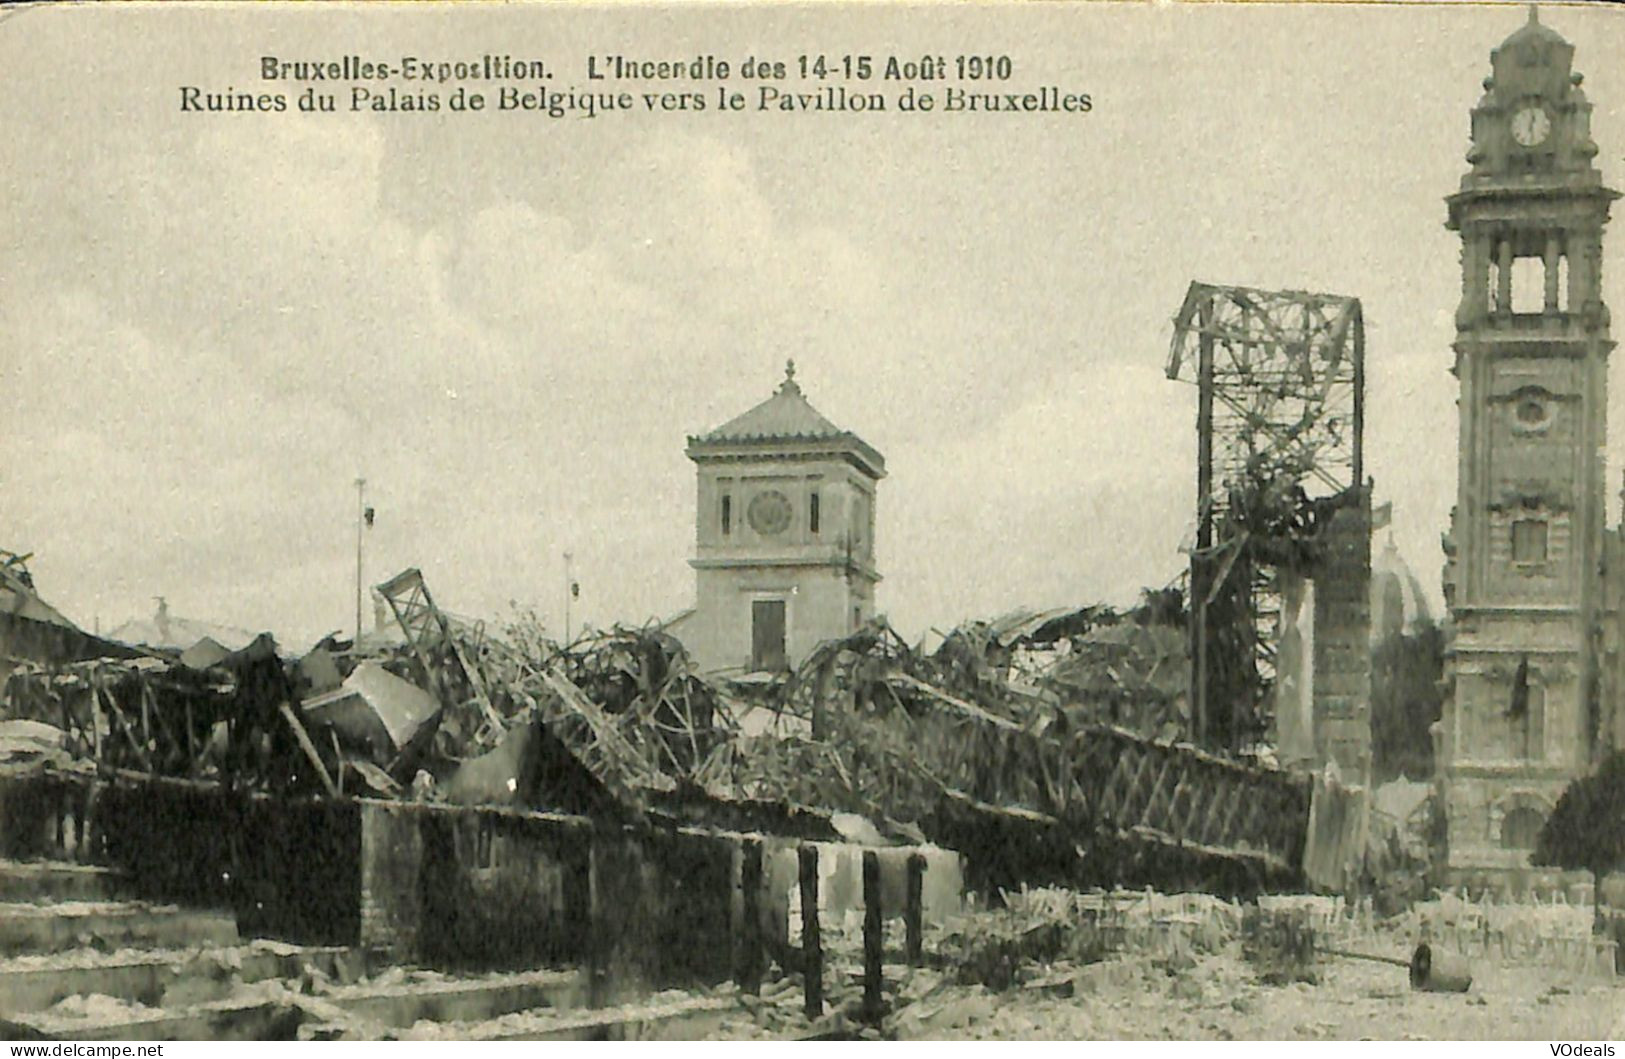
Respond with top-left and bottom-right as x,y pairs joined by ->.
693,360 -> 845,442
688,361 -> 885,476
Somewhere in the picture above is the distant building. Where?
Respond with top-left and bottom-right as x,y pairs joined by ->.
666,362 -> 884,675
107,597 -> 257,653
1370,534 -> 1434,644
0,552 -> 140,684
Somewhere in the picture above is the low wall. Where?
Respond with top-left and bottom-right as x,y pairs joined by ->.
362,801 -> 594,971
0,769 -> 363,947
0,766 -> 80,860
2,770 -> 970,992
357,801 -> 738,991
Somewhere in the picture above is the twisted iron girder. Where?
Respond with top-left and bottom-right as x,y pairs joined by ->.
1167,282 -> 1364,502
1167,282 -> 1366,753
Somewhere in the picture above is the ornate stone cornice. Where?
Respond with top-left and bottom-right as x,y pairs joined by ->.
1487,480 -> 1573,513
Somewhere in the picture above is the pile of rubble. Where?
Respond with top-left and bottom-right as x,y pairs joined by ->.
5,559 -> 1324,895
3,558 -> 1196,805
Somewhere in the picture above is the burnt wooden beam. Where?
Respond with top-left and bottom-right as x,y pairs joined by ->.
798,844 -> 823,1020
277,701 -> 339,799
905,852 -> 925,967
862,850 -> 884,1022
737,839 -> 764,995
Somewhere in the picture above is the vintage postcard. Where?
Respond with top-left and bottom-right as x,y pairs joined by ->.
2,0 -> 1623,1044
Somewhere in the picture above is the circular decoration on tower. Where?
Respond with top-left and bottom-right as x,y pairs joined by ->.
1511,389 -> 1555,433
747,490 -> 793,535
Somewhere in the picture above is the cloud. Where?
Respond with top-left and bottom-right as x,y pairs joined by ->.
1,109 -> 910,643
882,363 -> 1192,634
7,2 -> 1625,650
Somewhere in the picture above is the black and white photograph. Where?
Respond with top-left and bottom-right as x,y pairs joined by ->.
2,0 -> 1624,1043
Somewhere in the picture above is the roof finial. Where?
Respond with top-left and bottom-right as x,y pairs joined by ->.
780,358 -> 800,395
1528,3 -> 1539,24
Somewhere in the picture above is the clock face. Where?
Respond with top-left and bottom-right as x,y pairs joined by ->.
747,490 -> 793,535
1511,105 -> 1551,148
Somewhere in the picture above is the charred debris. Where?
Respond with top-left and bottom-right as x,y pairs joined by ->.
2,556 -> 1320,896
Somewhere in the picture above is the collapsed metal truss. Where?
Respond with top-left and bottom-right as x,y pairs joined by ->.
374,569 -> 733,808
376,568 -> 504,753
2,637 -> 306,791
1167,282 -> 1365,753
717,619 -> 1314,883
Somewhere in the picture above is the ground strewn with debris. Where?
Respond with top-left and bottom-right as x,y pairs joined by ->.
708,951 -> 1623,1041
938,958 -> 1620,1040
3,854 -> 1619,1042
699,890 -> 1624,1041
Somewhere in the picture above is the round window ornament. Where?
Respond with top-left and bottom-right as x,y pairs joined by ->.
1514,395 -> 1552,430
747,490 -> 793,535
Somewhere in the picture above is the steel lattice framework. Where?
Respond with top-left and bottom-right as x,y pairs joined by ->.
376,567 -> 506,755
1166,282 -> 1365,753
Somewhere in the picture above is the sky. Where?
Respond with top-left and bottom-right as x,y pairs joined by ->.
4,1 -> 1625,651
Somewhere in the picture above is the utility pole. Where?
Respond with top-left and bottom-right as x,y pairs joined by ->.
563,551 -> 574,643
355,477 -> 367,644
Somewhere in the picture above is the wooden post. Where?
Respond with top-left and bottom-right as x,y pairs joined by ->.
88,682 -> 101,764
810,659 -> 832,743
862,850 -> 884,1022
277,702 -> 339,798
102,685 -> 153,772
330,730 -> 345,796
1191,299 -> 1214,747
738,839 -> 764,995
798,845 -> 822,1020
905,852 -> 925,966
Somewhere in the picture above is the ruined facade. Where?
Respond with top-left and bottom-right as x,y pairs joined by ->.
672,363 -> 884,675
1308,498 -> 1376,785
1440,12 -> 1619,875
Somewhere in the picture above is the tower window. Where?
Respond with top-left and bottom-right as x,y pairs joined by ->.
1511,518 -> 1548,563
809,492 -> 820,534
1510,257 -> 1544,314
721,494 -> 732,536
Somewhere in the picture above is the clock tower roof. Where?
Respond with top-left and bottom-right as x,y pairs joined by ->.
1500,6 -> 1566,49
1487,7 -> 1574,104
1454,7 -> 1610,193
686,360 -> 886,478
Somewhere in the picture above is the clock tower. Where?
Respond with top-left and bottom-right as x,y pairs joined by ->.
1440,10 -> 1618,876
670,362 -> 884,675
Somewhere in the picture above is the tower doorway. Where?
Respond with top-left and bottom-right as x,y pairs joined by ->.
751,599 -> 786,672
